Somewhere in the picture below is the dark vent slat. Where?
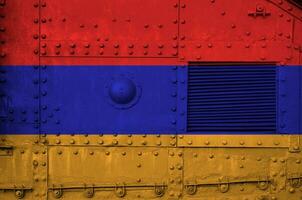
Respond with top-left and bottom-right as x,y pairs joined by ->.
187,66 -> 277,133
188,82 -> 276,87
188,97 -> 274,103
188,101 -> 276,107
188,87 -> 276,93
189,106 -> 276,113
188,90 -> 275,96
187,93 -> 275,99
188,80 -> 275,85
188,112 -> 276,117
188,84 -> 275,90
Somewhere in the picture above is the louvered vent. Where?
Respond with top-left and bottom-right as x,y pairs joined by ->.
187,65 -> 277,133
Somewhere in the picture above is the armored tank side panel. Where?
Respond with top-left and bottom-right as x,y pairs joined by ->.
0,0 -> 302,200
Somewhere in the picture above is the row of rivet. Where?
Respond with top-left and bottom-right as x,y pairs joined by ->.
32,145 -> 48,198
51,138 -> 176,146
0,0 -> 6,58
180,138 -> 288,147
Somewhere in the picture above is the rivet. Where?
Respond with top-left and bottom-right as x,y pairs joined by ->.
89,151 -> 94,155
204,140 -> 210,145
222,140 -> 227,145
69,140 -> 75,145
137,163 -> 141,168
33,160 -> 38,166
209,154 -> 214,159
70,43 -> 76,48
112,139 -> 118,145
105,151 -> 110,155
0,52 -> 6,58
187,140 -> 192,145
240,141 -> 245,145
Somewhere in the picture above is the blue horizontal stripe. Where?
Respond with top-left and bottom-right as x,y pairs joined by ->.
0,65 -> 301,134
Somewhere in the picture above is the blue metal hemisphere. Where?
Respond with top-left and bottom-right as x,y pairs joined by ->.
109,78 -> 137,105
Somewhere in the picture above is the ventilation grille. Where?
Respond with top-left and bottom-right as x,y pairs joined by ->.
187,66 -> 277,133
